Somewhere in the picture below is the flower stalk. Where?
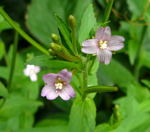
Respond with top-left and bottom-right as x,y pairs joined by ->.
69,15 -> 78,55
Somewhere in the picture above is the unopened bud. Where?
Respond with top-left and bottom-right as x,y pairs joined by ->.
68,15 -> 76,29
50,43 -> 62,52
51,33 -> 59,43
49,49 -> 56,56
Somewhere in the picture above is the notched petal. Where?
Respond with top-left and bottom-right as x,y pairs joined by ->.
59,69 -> 72,82
82,47 -> 98,54
43,73 -> 57,84
96,26 -> 111,41
97,50 -> 112,64
82,39 -> 98,47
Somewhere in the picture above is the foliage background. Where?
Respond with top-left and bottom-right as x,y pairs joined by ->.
0,0 -> 150,132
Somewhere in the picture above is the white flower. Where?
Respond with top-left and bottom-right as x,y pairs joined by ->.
23,64 -> 40,81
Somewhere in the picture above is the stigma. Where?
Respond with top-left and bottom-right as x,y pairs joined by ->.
98,40 -> 108,49
55,82 -> 63,90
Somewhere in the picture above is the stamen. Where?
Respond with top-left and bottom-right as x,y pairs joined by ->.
99,40 -> 108,49
55,82 -> 63,90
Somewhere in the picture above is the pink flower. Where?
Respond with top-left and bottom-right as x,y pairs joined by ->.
41,69 -> 75,100
81,26 -> 125,64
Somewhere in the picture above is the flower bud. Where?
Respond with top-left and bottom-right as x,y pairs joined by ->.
49,49 -> 56,56
50,43 -> 62,52
68,15 -> 76,29
50,43 -> 80,62
51,33 -> 59,43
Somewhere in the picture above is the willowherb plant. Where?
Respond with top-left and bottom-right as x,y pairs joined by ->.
0,0 -> 127,131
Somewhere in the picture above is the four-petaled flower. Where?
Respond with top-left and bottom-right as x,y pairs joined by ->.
24,64 -> 40,81
41,69 -> 75,100
81,26 -> 125,64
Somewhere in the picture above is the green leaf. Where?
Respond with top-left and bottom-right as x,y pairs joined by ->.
69,96 -> 96,132
113,96 -> 150,132
128,39 -> 139,65
97,59 -> 135,90
0,14 -> 11,31
95,123 -> 112,132
0,66 -> 8,80
78,4 -> 96,44
127,0 -> 148,19
28,55 -> 80,70
52,98 -> 72,112
27,0 -> 65,45
0,82 -> 8,97
55,15 -> 73,52
88,73 -> 98,86
16,126 -> 68,132
27,0 -> 92,45
36,119 -> 68,127
0,40 -> 5,60
0,94 -> 42,120
141,79 -> 150,88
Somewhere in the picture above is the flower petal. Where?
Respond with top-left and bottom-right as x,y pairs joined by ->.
34,66 -> 40,73
97,50 -> 112,64
41,85 -> 58,100
43,73 -> 57,85
24,68 -> 30,76
64,84 -> 75,97
59,90 -> 71,101
82,39 -> 98,47
81,47 -> 98,54
59,69 -> 72,83
30,74 -> 37,81
111,35 -> 125,42
96,26 -> 111,41
108,43 -> 124,51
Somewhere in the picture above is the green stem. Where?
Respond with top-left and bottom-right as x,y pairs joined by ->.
3,44 -> 9,66
103,0 -> 114,23
82,58 -> 88,91
7,32 -> 19,90
0,7 -> 49,55
83,85 -> 118,98
134,26 -> 147,80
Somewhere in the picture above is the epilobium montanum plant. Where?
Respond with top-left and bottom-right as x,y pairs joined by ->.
0,1 -> 127,131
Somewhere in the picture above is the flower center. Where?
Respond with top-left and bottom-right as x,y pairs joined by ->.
54,77 -> 66,92
29,69 -> 35,75
98,40 -> 108,49
55,82 -> 63,90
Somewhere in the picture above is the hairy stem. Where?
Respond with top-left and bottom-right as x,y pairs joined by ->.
7,32 -> 19,90
83,86 -> 118,98
0,7 -> 49,55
